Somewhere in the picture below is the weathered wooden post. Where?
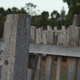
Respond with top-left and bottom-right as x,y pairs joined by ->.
65,15 -> 80,80
1,14 -> 31,80
44,26 -> 55,80
37,28 -> 43,80
54,27 -> 62,80
27,26 -> 36,80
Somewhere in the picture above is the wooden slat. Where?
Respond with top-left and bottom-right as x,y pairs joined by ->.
56,57 -> 62,80
44,55 -> 54,80
37,28 -> 42,80
44,27 -> 55,80
65,58 -> 77,80
27,26 -> 36,80
1,43 -> 80,59
77,58 -> 80,80
55,26 -> 62,80
65,15 -> 80,80
29,44 -> 80,58
37,54 -> 42,80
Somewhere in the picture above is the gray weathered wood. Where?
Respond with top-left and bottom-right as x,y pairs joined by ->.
73,15 -> 80,26
29,44 -> 80,57
79,28 -> 80,46
1,14 -> 31,80
54,27 -> 58,45
0,42 -> 4,51
47,25 -> 52,30
37,28 -> 42,80
44,29 -> 54,80
27,26 -> 36,80
65,15 -> 80,80
56,57 -> 62,80
44,55 -> 54,80
37,54 -> 42,80
69,26 -> 80,46
0,65 -> 2,80
55,27 -> 62,80
77,58 -> 80,80
65,58 -> 77,80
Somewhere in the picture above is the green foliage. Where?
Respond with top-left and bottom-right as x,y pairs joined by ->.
25,3 -> 37,16
0,3 -> 66,37
63,0 -> 80,27
0,7 -> 27,37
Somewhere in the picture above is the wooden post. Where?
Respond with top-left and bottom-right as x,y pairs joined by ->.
54,26 -> 58,45
27,26 -> 36,80
44,26 -> 55,80
65,15 -> 80,80
56,57 -> 62,80
47,25 -> 52,30
37,28 -> 42,80
73,15 -> 80,26
54,27 -> 62,80
1,14 -> 31,80
62,26 -> 67,46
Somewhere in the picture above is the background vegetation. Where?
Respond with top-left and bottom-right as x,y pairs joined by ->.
0,0 -> 80,37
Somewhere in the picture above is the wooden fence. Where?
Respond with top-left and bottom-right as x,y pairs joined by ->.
0,14 -> 80,80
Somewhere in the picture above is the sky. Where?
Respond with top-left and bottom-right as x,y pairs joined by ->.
0,0 -> 69,14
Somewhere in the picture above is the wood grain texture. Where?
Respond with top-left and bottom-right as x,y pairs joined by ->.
77,58 -> 80,80
37,54 -> 42,80
69,26 -> 80,46
65,58 -> 77,80
44,55 -> 54,80
44,29 -> 55,80
37,28 -> 42,80
66,15 -> 80,80
56,57 -> 62,80
29,44 -> 80,57
1,14 -> 31,80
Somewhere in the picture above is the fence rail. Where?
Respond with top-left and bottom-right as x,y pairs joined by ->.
0,14 -> 80,80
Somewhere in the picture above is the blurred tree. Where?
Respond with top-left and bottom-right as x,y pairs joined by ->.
25,3 -> 37,16
18,8 -> 27,14
60,7 -> 66,26
0,7 -> 27,37
12,7 -> 19,13
31,15 -> 41,27
51,10 -> 60,19
50,10 -> 61,29
40,11 -> 49,29
63,0 -> 80,27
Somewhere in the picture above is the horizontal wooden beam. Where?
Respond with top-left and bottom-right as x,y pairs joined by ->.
0,43 -> 80,63
29,44 -> 80,58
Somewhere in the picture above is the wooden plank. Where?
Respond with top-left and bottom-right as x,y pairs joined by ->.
1,14 -> 31,80
54,27 -> 58,45
27,26 -> 36,80
73,15 -> 80,26
56,57 -> 62,80
55,26 -> 62,80
29,44 -> 80,58
0,65 -> 2,80
1,43 -> 80,59
77,58 -> 80,80
68,26 -> 80,46
65,15 -> 80,80
43,55 -> 54,80
37,28 -> 42,80
44,29 -> 55,80
0,42 -> 4,51
37,54 -> 42,80
79,28 -> 80,46
65,58 -> 77,80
